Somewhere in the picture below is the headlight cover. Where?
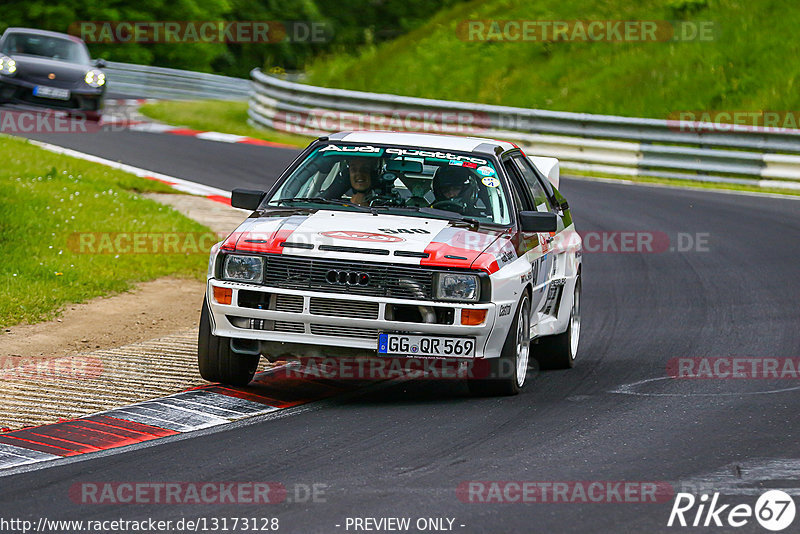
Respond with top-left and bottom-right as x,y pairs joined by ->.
434,272 -> 480,302
223,255 -> 263,283
0,56 -> 16,76
84,69 -> 105,87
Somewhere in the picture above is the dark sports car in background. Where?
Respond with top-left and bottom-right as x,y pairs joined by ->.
0,27 -> 106,120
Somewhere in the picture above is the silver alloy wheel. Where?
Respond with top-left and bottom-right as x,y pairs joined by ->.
569,278 -> 581,359
515,296 -> 531,388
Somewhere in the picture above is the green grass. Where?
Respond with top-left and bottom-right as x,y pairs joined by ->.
0,135 -> 212,328
139,100 -> 315,148
304,0 -> 800,120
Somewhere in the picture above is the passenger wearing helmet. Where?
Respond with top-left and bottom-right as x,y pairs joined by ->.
432,165 -> 478,213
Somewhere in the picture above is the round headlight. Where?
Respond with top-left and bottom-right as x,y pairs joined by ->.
0,55 -> 16,76
84,69 -> 105,87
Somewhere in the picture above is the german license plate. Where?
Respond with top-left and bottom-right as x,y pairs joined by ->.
378,334 -> 476,358
33,86 -> 70,100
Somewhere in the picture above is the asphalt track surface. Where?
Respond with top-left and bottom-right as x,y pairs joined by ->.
3,124 -> 800,533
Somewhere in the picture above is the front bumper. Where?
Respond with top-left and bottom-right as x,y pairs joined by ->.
0,77 -> 104,112
206,280 -> 502,359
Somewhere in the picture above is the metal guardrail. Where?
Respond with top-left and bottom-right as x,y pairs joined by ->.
104,61 -> 251,101
248,68 -> 800,188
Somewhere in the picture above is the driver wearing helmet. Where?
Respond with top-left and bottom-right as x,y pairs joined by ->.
432,165 -> 478,211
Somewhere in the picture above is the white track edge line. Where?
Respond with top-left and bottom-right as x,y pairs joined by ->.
26,138 -> 234,200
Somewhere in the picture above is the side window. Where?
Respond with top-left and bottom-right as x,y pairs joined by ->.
502,160 -> 532,212
512,156 -> 553,213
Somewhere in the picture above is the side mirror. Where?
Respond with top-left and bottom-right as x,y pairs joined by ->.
93,58 -> 107,69
231,188 -> 266,211
519,211 -> 557,232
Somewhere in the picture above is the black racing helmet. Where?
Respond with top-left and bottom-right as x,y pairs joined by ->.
433,165 -> 478,203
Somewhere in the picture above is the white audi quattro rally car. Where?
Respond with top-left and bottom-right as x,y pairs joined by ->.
199,131 -> 582,395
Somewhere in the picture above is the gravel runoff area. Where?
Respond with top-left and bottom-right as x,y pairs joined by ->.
0,194 -> 254,430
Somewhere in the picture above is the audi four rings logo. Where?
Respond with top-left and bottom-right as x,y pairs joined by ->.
326,270 -> 371,286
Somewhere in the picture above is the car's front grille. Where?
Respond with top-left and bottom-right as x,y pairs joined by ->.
22,95 -> 81,109
25,76 -> 77,88
310,324 -> 380,340
274,321 -> 305,333
227,316 -> 305,333
261,255 -> 435,300
309,297 -> 379,320
274,294 -> 304,313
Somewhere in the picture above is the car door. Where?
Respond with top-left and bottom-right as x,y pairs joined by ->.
501,157 -> 552,315
509,154 -> 568,317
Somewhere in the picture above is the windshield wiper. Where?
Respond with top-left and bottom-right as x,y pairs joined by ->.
371,205 -> 483,228
447,217 -> 483,230
270,197 -> 372,212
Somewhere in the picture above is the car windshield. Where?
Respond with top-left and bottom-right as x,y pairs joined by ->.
267,143 -> 512,225
2,33 -> 90,64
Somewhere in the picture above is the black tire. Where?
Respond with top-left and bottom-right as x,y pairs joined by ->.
534,275 -> 581,370
197,297 -> 260,386
468,293 -> 531,396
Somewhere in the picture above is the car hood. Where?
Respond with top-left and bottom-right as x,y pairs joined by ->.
220,210 -> 517,274
7,55 -> 90,85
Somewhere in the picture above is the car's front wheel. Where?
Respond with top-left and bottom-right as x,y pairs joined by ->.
197,296 -> 260,386
468,293 -> 531,396
534,274 -> 581,369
